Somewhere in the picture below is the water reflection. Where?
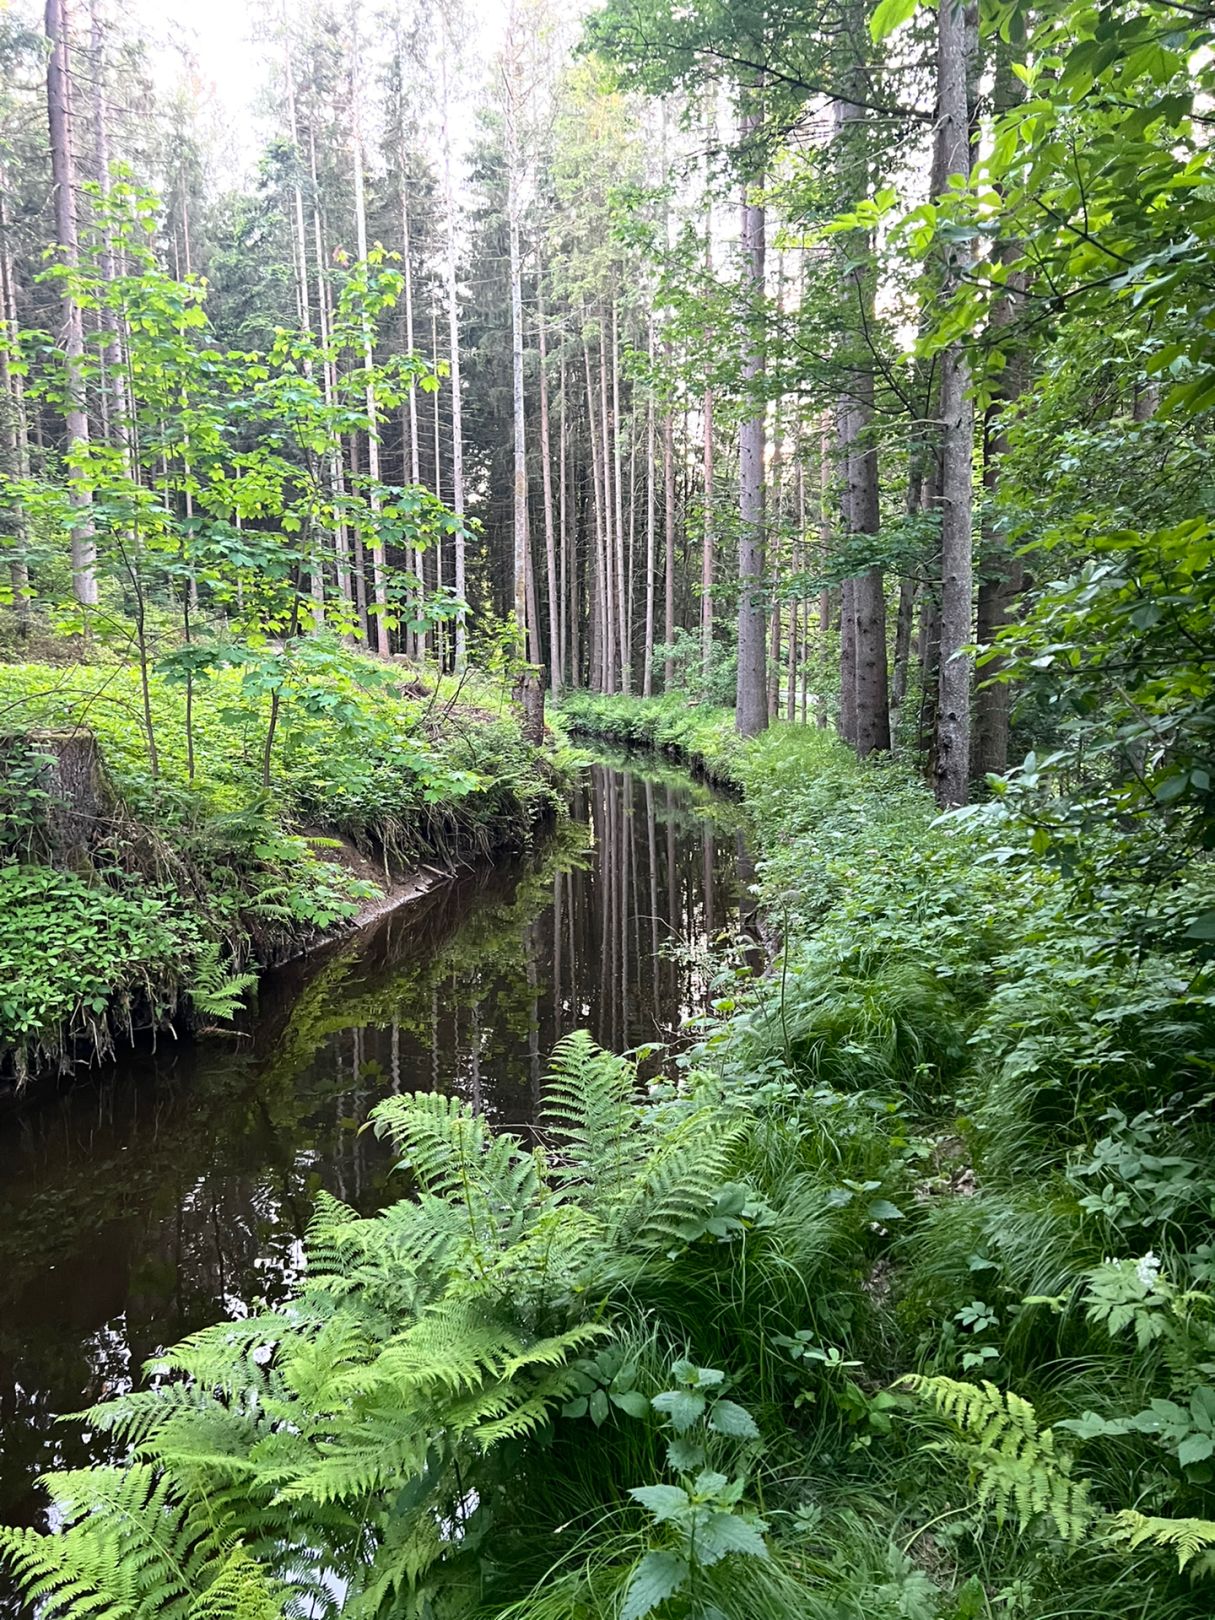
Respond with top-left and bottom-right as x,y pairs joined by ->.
0,756 -> 745,1586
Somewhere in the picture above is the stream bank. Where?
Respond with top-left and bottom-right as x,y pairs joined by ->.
0,652 -> 569,1085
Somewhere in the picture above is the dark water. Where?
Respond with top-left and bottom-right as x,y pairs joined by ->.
0,754 -> 746,1579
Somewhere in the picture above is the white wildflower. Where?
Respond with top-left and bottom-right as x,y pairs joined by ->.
1135,1251 -> 1161,1292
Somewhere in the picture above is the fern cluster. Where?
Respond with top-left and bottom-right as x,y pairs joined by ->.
0,1034 -> 749,1620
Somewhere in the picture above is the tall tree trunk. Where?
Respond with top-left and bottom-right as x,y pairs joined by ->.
505,30 -> 529,659
558,345 -> 570,686
701,100 -> 716,680
611,298 -> 629,690
767,397 -> 782,722
662,374 -> 675,691
838,577 -> 857,744
400,179 -> 422,658
583,328 -> 609,692
643,317 -> 657,697
973,35 -> 1025,782
440,40 -> 467,666
934,0 -> 977,805
350,23 -> 389,656
311,132 -> 351,619
282,7 -> 323,625
0,178 -> 31,627
597,328 -> 618,690
46,0 -> 96,607
735,85 -> 767,737
833,18 -> 890,757
537,284 -> 560,694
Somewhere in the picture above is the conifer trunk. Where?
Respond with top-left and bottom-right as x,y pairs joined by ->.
643,317 -> 657,697
440,41 -> 467,667
46,0 -> 96,607
537,285 -> 560,694
934,0 -> 976,805
350,24 -> 389,656
735,86 -> 768,737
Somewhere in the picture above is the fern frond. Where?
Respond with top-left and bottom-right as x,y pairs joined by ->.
540,1030 -> 639,1208
614,1110 -> 742,1253
0,1464 -> 230,1620
369,1091 -> 547,1261
901,1376 -> 1094,1542
187,1546 -> 286,1620
1107,1510 -> 1215,1576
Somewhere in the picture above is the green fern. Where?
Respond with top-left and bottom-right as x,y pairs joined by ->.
1107,1510 -> 1215,1577
0,1465 -> 244,1620
901,1376 -> 1095,1541
188,940 -> 258,1023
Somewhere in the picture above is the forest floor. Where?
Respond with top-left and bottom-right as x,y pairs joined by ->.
0,641 -> 572,1084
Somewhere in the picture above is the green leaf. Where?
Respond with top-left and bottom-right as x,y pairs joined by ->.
589,1388 -> 609,1427
1179,1434 -> 1215,1468
629,1484 -> 690,1523
620,1551 -> 689,1620
611,1389 -> 651,1420
652,1390 -> 707,1432
707,1400 -> 760,1439
694,1511 -> 770,1564
666,1437 -> 706,1471
1057,1411 -> 1131,1441
870,0 -> 919,41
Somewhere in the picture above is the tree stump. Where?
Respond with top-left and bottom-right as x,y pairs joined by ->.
511,666 -> 546,744
1,730 -> 111,867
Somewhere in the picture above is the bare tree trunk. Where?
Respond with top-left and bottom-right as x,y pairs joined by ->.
440,39 -> 467,667
890,576 -> 916,713
973,38 -> 1026,783
282,7 -> 324,626
558,345 -> 570,686
311,133 -> 351,619
400,144 -> 422,657
701,102 -> 716,681
643,316 -> 657,697
767,378 -> 783,721
505,27 -> 530,660
662,373 -> 676,691
583,328 -> 608,693
934,0 -> 976,806
89,0 -> 130,473
833,26 -> 890,758
611,298 -> 629,690
0,179 -> 31,627
735,85 -> 767,737
597,328 -> 618,690
350,22 -> 389,656
838,577 -> 857,744
46,0 -> 96,607
537,283 -> 560,693
431,306 -> 442,503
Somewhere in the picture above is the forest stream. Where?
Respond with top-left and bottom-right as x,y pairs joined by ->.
0,752 -> 749,1600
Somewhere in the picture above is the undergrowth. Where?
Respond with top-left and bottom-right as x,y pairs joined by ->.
3,693 -> 1214,1617
0,644 -> 570,1079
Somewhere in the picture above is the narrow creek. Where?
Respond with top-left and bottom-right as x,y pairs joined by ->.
0,752 -> 749,1586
